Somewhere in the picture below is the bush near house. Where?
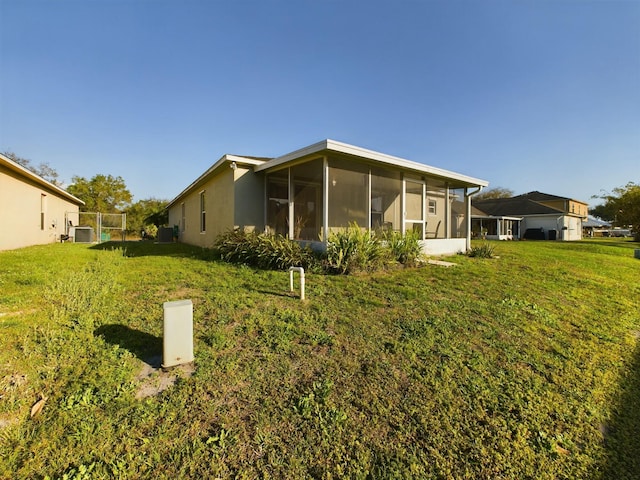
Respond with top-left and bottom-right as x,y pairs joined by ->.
0,238 -> 638,478
214,224 -> 423,274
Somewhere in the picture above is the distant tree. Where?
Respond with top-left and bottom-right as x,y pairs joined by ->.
592,182 -> 640,240
474,187 -> 514,201
2,150 -> 62,186
125,198 -> 169,238
67,174 -> 133,213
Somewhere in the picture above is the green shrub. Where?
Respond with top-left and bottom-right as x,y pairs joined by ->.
383,229 -> 423,266
468,241 -> 496,258
213,230 -> 317,270
326,223 -> 389,274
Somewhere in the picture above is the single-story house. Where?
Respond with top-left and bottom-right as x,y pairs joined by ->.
472,191 -> 588,241
167,139 -> 489,256
0,152 -> 84,251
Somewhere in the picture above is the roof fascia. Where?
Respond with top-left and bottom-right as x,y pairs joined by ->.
255,139 -> 488,187
167,154 -> 264,208
0,153 -> 85,205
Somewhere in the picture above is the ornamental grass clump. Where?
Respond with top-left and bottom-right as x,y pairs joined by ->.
382,229 -> 423,266
213,230 -> 317,270
325,223 -> 389,274
467,241 -> 496,258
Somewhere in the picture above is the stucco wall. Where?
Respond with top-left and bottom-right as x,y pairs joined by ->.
233,168 -> 264,232
420,238 -> 466,256
0,164 -> 80,251
168,167 -> 237,248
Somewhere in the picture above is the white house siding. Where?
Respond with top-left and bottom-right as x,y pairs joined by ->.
521,215 -> 582,241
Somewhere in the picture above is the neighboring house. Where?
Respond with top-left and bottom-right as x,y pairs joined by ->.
167,139 -> 489,256
0,153 -> 84,251
472,191 -> 588,241
583,215 -> 611,237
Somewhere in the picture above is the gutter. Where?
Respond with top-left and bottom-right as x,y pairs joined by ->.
465,186 -> 485,250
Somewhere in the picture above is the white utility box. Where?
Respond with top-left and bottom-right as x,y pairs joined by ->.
162,299 -> 194,368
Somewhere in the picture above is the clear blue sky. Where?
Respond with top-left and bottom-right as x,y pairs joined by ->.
1,0 -> 638,207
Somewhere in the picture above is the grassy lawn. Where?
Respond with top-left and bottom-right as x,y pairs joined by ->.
0,239 -> 638,479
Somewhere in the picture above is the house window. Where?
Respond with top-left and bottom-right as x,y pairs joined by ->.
199,191 -> 206,233
181,202 -> 185,232
426,181 -> 446,239
40,194 -> 47,230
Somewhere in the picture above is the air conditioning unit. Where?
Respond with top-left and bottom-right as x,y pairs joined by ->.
162,299 -> 194,368
74,227 -> 94,243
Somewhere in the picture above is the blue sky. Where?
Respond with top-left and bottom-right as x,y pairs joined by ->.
1,0 -> 638,207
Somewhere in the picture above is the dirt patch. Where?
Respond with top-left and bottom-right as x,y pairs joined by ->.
135,355 -> 195,399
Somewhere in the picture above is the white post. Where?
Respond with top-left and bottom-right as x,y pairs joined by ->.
162,299 -> 194,368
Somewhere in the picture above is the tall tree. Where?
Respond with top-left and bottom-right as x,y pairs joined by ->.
67,174 -> 133,213
125,198 -> 169,238
474,187 -> 514,201
2,150 -> 62,186
591,182 -> 640,240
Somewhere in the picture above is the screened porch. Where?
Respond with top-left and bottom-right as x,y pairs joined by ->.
264,155 -> 475,253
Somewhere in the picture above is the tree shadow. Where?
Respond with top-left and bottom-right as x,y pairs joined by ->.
94,324 -> 163,367
600,341 -> 640,478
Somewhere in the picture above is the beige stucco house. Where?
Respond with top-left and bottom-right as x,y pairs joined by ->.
0,153 -> 84,251
167,140 -> 489,256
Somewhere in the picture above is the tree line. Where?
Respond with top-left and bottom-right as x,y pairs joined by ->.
3,151 -> 168,239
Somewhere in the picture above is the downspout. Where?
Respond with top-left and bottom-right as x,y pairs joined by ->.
465,186 -> 484,251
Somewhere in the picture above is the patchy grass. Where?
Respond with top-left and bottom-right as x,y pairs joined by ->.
0,239 -> 638,479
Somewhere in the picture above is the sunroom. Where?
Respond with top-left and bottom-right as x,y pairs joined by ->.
256,140 -> 488,256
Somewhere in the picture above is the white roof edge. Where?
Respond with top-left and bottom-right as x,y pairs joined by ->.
0,153 -> 85,205
255,139 -> 488,186
167,154 -> 265,208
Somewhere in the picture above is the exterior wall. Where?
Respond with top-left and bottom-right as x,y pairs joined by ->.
168,168 -> 235,248
0,164 -> 80,251
420,238 -> 466,256
538,199 -> 588,219
521,215 -> 582,241
233,168 -> 265,233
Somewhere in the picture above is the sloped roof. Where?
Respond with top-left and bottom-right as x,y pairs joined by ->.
515,191 -> 587,205
167,154 -> 266,208
0,153 -> 84,206
583,215 -> 610,228
168,140 -> 489,209
473,197 -> 564,217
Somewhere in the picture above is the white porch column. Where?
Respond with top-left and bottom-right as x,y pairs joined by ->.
465,188 -> 472,250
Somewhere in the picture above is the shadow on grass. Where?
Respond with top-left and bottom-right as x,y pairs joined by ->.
91,241 -> 219,259
601,342 -> 640,478
95,324 -> 163,366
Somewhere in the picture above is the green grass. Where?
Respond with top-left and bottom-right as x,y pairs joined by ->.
1,239 -> 639,479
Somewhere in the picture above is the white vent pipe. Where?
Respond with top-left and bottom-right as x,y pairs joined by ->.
289,266 -> 305,300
